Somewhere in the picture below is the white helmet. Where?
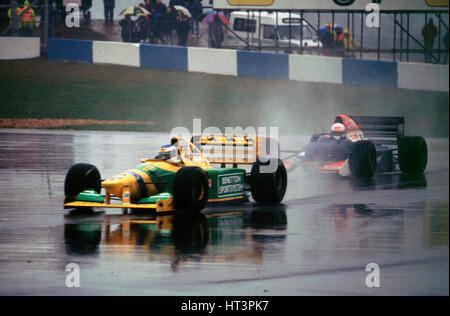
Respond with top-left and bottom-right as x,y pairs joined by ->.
331,123 -> 346,140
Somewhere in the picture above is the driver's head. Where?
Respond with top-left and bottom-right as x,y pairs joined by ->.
331,123 -> 346,140
157,144 -> 178,161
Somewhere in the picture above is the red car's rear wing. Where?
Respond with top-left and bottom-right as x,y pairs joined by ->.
350,116 -> 405,147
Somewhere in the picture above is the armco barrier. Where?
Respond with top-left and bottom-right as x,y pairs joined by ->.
398,62 -> 449,92
140,44 -> 187,71
47,38 -> 92,63
93,41 -> 140,67
237,51 -> 289,80
0,37 -> 40,60
188,47 -> 237,76
289,54 -> 343,85
342,59 -> 398,88
45,38 -> 448,93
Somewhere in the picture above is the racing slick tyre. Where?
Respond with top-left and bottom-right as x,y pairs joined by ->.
64,163 -> 101,203
250,159 -> 287,205
349,141 -> 377,179
173,166 -> 209,212
398,136 -> 428,174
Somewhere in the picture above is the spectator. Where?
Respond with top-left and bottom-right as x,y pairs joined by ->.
320,25 -> 333,56
150,0 -> 167,43
164,6 -> 178,45
144,0 -> 153,12
333,26 -> 345,57
19,1 -> 35,37
343,29 -> 358,58
422,18 -> 438,63
176,9 -> 190,46
208,14 -> 224,48
136,4 -> 152,42
103,0 -> 115,25
188,0 -> 203,37
119,15 -> 136,43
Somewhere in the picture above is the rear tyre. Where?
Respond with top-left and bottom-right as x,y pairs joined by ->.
173,167 -> 209,212
250,159 -> 287,205
398,136 -> 428,174
64,163 -> 101,203
349,141 -> 377,179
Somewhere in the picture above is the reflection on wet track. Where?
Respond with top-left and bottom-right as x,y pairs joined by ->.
64,207 -> 287,271
0,129 -> 448,295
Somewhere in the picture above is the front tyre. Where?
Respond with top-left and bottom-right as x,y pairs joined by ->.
250,159 -> 287,205
349,141 -> 377,179
64,163 -> 101,203
398,136 -> 428,174
173,167 -> 209,212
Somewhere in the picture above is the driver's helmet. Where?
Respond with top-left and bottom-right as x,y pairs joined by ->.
156,144 -> 178,161
331,123 -> 346,140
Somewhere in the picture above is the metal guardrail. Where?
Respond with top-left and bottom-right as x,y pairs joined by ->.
219,9 -> 449,63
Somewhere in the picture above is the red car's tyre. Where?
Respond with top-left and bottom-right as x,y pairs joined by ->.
349,141 -> 377,179
173,166 -> 209,212
398,136 -> 428,174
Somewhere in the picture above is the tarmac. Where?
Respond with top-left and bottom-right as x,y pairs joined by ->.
0,129 -> 447,296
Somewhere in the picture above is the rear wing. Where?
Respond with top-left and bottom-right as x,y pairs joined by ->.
351,116 -> 405,147
191,135 -> 279,166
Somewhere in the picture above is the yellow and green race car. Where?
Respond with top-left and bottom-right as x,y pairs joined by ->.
64,135 -> 287,213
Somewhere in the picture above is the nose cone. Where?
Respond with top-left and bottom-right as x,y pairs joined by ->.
102,173 -> 136,198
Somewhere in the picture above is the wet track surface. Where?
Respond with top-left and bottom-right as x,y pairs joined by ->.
0,129 -> 448,295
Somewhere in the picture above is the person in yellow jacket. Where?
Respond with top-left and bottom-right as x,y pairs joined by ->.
7,4 -> 22,34
343,29 -> 358,58
20,1 -> 36,37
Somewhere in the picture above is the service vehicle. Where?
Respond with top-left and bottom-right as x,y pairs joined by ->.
225,11 -> 321,51
64,135 -> 287,213
292,115 -> 428,178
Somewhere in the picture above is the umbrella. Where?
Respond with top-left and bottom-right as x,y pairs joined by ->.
174,5 -> 191,18
119,6 -> 150,17
202,9 -> 214,15
201,12 -> 229,25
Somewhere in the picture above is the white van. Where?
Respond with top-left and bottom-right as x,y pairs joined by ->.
225,11 -> 321,51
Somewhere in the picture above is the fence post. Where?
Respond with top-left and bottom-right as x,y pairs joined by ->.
43,0 -> 48,53
10,0 -> 19,36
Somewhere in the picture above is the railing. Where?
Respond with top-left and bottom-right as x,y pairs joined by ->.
219,9 -> 449,64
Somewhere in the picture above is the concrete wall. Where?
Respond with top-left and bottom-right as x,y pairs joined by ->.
46,38 -> 449,93
188,47 -> 237,76
289,54 -> 342,85
93,41 -> 140,67
0,37 -> 40,60
237,51 -> 289,80
47,38 -> 92,63
343,59 -> 398,88
140,44 -> 187,71
398,62 -> 450,92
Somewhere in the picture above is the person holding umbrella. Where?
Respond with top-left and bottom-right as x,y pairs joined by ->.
202,12 -> 228,48
119,6 -> 151,43
119,15 -> 136,43
175,7 -> 191,46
